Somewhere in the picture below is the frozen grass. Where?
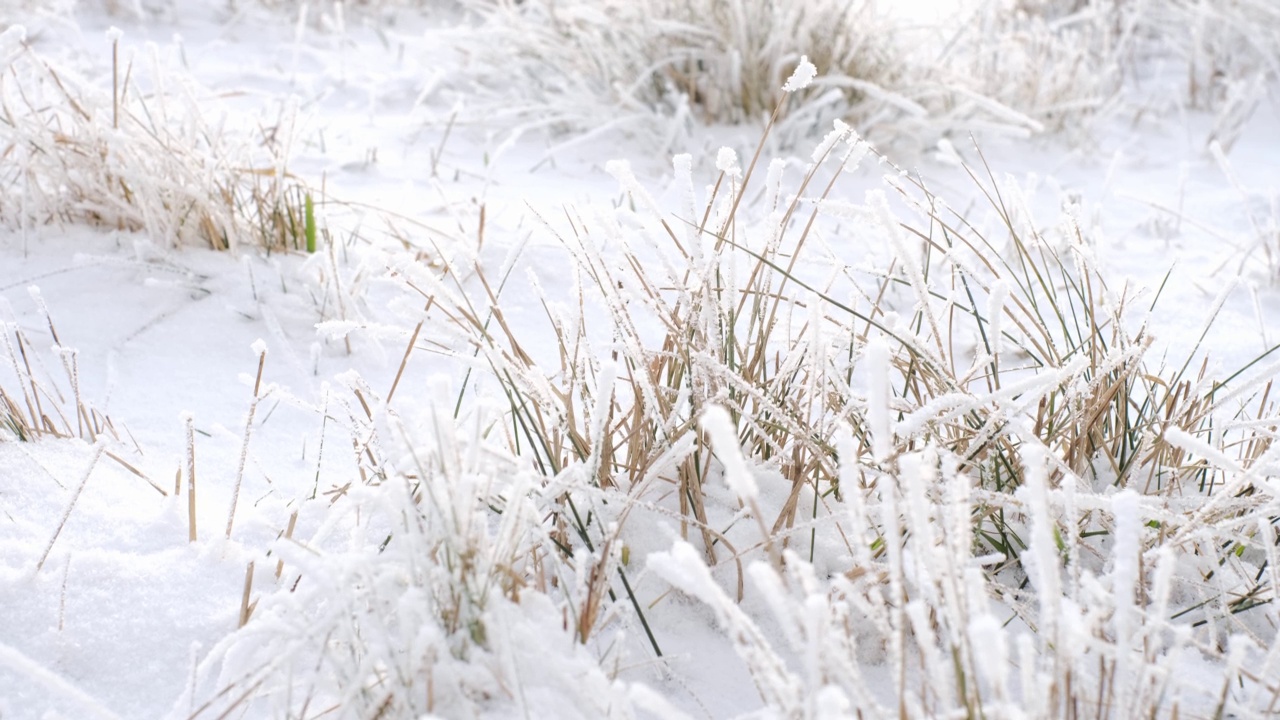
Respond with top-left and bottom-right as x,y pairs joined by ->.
3,4 -> 1279,719
316,102 -> 1280,716
0,286 -> 166,506
442,0 -> 1280,151
0,27 -> 317,253
1,288 -> 110,443
450,0 -> 1051,149
460,0 -> 897,122
184,398 -> 645,718
962,0 -> 1280,140
77,79 -> 1269,713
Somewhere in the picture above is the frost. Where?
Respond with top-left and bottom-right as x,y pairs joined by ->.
1111,489 -> 1142,714
812,686 -> 852,719
968,614 -> 1010,702
763,157 -> 787,212
715,146 -> 741,178
250,339 -> 268,357
811,119 -> 851,164
672,153 -> 693,183
700,405 -> 758,502
606,158 -> 662,217
987,280 -> 1010,356
106,27 -> 123,43
782,55 -> 817,93
865,337 -> 892,462
1020,445 -> 1059,600
934,137 -> 963,166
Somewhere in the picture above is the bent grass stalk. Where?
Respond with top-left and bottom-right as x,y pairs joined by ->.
35,440 -> 106,573
238,561 -> 256,628
226,343 -> 268,539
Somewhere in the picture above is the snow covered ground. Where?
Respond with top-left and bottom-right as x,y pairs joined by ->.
2,1 -> 1279,718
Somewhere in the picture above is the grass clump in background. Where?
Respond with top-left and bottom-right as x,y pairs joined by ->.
973,0 -> 1280,145
0,27 -> 318,253
444,0 -> 1280,153
462,0 -> 900,122
451,0 -> 1048,149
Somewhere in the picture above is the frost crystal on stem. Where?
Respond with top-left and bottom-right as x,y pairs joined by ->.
783,55 -> 817,93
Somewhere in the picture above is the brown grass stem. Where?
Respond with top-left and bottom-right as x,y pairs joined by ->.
35,441 -> 106,573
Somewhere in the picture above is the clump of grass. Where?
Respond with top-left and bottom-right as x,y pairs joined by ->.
384,69 -> 1280,714
1,289 -> 165,500
1,289 -> 107,443
185,394 -> 654,719
448,0 -> 1279,153
0,31 -> 318,253
937,2 -> 1125,135
188,49 -> 1280,720
980,0 -> 1280,139
453,0 -> 1041,148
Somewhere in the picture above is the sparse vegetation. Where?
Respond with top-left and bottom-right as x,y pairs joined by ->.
1,2 -> 1278,719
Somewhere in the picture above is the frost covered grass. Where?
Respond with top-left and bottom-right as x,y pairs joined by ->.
3,3 -> 1280,719
1002,0 -> 1280,138
447,0 -> 1280,149
458,0 -> 898,125
0,27 -> 317,253
299,85 -> 1280,715
450,0 -> 1049,148
181,393 -> 702,719
1,288 -> 109,443
130,70 -> 1279,712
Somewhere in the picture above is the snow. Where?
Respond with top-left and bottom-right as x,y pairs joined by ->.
715,147 -> 742,178
1,1 -> 1279,718
781,56 -> 817,94
699,406 -> 758,502
865,337 -> 892,464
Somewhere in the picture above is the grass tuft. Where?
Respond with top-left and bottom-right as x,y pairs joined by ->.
0,34 -> 318,252
377,91 -> 1280,715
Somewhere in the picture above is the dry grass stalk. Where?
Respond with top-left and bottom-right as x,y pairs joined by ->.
184,412 -> 197,543
238,561 -> 257,628
275,510 -> 297,580
226,344 -> 269,539
35,440 -> 106,573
